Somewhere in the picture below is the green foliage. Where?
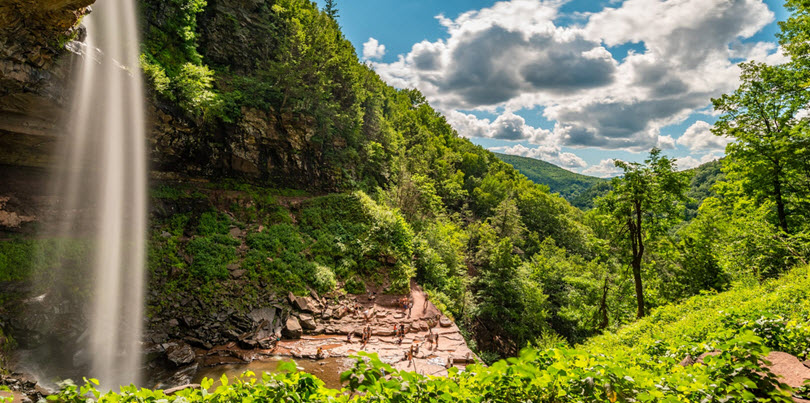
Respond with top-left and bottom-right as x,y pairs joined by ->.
197,211 -> 232,236
712,60 -> 810,234
343,276 -> 366,295
141,0 -> 219,119
595,148 -> 691,318
312,263 -> 336,293
187,234 -> 239,280
0,238 -> 90,284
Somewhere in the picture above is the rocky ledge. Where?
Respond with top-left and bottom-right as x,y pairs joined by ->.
146,282 -> 478,388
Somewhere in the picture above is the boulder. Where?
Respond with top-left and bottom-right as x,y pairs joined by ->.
166,342 -> 195,366
283,316 -> 303,339
765,351 -> 810,388
167,363 -> 199,387
248,307 -> 276,324
299,313 -> 317,330
288,292 -> 314,312
439,317 -> 452,327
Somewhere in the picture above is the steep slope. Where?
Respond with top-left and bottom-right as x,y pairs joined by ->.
495,153 -> 607,205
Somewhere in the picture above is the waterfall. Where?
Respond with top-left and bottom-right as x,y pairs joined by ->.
55,0 -> 147,389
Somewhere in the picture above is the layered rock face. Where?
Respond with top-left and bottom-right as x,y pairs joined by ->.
0,0 -> 91,168
1,0 -> 341,190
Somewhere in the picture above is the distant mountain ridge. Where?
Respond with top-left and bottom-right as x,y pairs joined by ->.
497,153 -> 725,215
494,153 -> 608,209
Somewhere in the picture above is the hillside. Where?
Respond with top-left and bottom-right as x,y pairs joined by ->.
495,153 -> 608,207
499,153 -> 725,215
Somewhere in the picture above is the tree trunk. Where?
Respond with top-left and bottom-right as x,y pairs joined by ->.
774,172 -> 789,233
597,276 -> 610,329
630,201 -> 645,319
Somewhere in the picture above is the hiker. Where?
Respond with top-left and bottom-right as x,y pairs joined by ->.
414,343 -> 420,355
393,324 -> 399,337
316,347 -> 324,358
409,344 -> 415,361
445,357 -> 452,369
408,300 -> 413,317
399,323 -> 406,336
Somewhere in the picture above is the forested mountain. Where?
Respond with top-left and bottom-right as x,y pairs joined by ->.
499,153 -> 724,215
1,0 -> 810,399
494,153 -> 608,207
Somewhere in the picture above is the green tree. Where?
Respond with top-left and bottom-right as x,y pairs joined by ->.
596,149 -> 689,318
712,61 -> 809,234
324,0 -> 339,19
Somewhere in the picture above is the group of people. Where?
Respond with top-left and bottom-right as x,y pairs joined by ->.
402,342 -> 420,362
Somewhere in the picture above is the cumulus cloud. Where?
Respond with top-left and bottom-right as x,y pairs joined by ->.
362,37 -> 386,60
676,152 -> 723,170
447,110 -> 553,143
490,144 -> 587,169
368,0 -> 785,162
677,120 -> 733,152
583,159 -> 623,178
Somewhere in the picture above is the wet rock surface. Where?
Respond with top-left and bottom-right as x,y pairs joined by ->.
166,341 -> 196,366
0,372 -> 50,403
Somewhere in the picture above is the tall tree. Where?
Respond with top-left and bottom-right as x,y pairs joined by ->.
596,149 -> 689,318
324,0 -> 339,19
712,61 -> 809,233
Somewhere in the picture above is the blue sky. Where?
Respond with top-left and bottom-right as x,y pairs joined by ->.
316,0 -> 790,176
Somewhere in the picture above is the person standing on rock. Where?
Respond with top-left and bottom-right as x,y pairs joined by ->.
408,301 -> 413,318
400,323 -> 406,336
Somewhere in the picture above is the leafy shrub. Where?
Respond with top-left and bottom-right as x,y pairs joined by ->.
312,264 -> 336,293
197,212 -> 231,236
344,276 -> 365,294
186,234 -> 239,280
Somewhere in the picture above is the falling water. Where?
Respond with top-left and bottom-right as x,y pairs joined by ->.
54,0 -> 146,389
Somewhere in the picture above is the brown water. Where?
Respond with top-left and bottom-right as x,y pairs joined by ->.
192,357 -> 355,390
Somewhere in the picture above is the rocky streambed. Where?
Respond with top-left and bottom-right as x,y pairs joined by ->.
144,281 -> 478,389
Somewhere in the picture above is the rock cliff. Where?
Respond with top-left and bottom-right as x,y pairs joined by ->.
1,0 -> 340,190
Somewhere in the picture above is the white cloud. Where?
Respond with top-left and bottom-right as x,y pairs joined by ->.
490,143 -> 587,168
362,37 -> 386,60
583,159 -> 622,177
657,135 -> 676,149
368,0 -> 782,163
677,120 -> 732,152
447,110 -> 553,143
676,152 -> 723,170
